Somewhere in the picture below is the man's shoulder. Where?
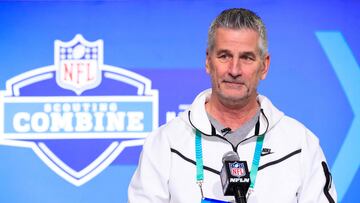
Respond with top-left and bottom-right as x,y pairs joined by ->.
147,112 -> 193,140
280,115 -> 307,130
274,114 -> 320,146
259,95 -> 317,138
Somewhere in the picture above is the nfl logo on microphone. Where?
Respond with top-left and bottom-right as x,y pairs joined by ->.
229,162 -> 246,177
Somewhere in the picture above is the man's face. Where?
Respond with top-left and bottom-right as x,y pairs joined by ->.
206,27 -> 270,106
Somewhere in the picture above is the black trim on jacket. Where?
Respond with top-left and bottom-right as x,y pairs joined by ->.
322,161 -> 335,203
170,148 -> 220,175
258,149 -> 301,171
170,148 -> 302,175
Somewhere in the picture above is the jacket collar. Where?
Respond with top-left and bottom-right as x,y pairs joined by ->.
184,88 -> 284,137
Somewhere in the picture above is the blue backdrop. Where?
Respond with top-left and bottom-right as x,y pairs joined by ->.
0,1 -> 359,202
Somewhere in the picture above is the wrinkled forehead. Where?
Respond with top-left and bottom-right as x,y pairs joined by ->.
210,28 -> 262,54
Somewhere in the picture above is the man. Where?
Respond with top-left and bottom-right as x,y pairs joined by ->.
128,8 -> 337,203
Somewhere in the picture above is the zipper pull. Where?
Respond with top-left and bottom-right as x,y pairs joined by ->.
197,180 -> 204,199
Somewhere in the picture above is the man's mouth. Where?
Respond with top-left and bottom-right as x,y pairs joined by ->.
223,80 -> 244,85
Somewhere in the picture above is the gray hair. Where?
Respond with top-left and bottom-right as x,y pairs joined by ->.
207,8 -> 268,58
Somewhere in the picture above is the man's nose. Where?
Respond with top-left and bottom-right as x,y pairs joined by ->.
228,58 -> 242,78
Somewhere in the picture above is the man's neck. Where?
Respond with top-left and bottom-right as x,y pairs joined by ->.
205,95 -> 260,130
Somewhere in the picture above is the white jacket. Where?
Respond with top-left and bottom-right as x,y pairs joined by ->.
128,89 -> 337,203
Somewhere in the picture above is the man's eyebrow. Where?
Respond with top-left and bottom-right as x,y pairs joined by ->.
240,51 -> 257,57
214,50 -> 258,57
241,51 -> 256,55
215,49 -> 231,55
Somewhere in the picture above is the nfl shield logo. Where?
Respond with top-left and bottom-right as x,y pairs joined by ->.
229,162 -> 246,177
55,34 -> 103,95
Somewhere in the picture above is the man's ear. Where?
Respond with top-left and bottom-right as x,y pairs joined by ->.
205,49 -> 211,74
260,54 -> 270,80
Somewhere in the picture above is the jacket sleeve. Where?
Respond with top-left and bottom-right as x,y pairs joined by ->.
298,129 -> 337,203
128,128 -> 171,203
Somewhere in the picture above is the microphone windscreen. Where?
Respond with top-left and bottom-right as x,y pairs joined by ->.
222,151 -> 240,163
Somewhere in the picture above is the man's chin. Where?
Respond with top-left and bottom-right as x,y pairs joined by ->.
220,89 -> 247,99
219,93 -> 248,104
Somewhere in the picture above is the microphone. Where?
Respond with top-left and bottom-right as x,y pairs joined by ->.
220,151 -> 250,203
221,127 -> 232,135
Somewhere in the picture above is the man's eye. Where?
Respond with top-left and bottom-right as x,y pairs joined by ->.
241,55 -> 254,61
218,54 -> 230,61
